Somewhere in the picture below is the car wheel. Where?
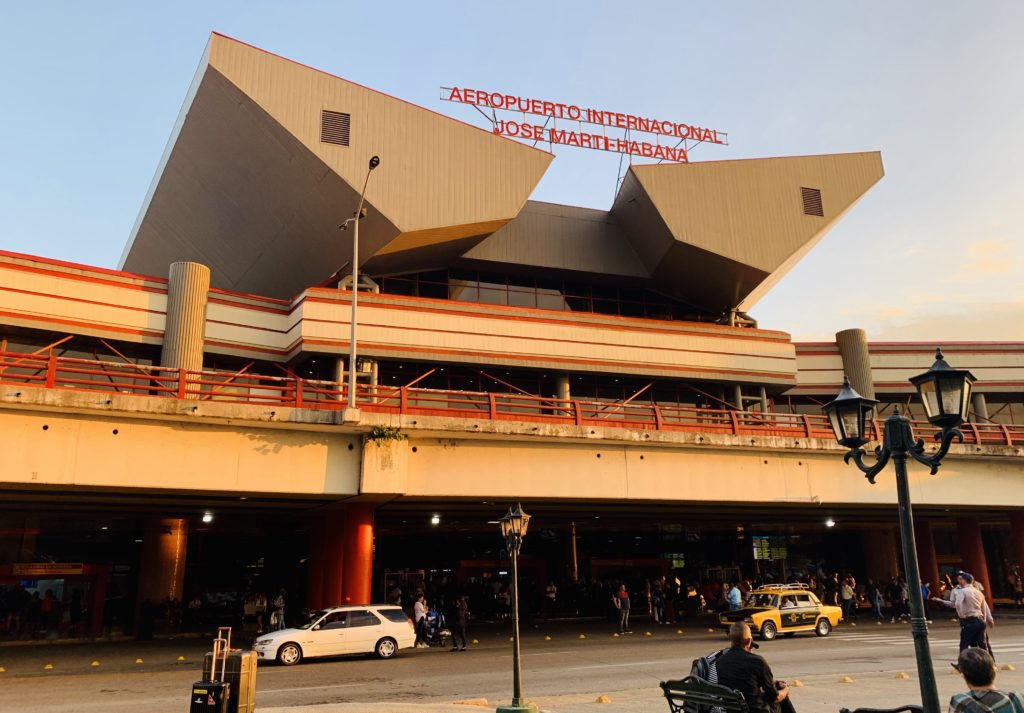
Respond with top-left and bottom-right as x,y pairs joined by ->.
375,637 -> 398,659
815,618 -> 832,637
760,621 -> 777,641
277,642 -> 303,666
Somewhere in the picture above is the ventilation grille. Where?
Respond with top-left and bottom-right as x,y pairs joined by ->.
321,110 -> 351,146
801,187 -> 823,216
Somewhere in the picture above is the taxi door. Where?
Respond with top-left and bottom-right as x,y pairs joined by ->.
793,594 -> 819,627
777,595 -> 804,629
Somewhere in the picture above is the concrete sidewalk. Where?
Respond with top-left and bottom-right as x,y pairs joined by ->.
258,664 -> 1024,713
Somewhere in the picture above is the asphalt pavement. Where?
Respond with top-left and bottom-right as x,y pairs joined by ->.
2,616 -> 1023,713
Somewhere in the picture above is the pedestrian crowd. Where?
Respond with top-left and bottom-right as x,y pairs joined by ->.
0,584 -> 87,640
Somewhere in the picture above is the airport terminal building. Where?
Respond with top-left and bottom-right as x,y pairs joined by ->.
0,33 -> 1022,634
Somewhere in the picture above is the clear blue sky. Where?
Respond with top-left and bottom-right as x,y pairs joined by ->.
1,1 -> 1021,341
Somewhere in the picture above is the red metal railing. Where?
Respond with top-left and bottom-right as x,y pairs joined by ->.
0,351 -> 1019,446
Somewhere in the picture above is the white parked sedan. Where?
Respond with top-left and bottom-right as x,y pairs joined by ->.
254,604 -> 415,665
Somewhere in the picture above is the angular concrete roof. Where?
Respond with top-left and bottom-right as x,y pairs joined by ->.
120,34 -> 882,316
610,152 -> 884,313
121,33 -> 552,297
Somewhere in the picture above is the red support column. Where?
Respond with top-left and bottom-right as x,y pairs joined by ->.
89,565 -> 109,637
1011,512 -> 1024,570
914,520 -> 940,595
307,517 -> 326,612
323,515 -> 345,608
341,504 -> 375,606
957,517 -> 993,605
137,518 -> 188,604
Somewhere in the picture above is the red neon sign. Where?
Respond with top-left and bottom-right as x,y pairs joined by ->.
441,86 -> 728,163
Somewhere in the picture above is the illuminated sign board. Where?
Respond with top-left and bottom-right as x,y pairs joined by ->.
752,536 -> 787,561
13,562 -> 84,576
441,86 -> 728,164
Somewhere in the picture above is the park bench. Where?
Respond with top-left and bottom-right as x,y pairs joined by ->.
660,676 -> 748,713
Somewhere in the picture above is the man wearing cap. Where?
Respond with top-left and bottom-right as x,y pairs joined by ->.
931,572 -> 994,663
714,622 -> 796,713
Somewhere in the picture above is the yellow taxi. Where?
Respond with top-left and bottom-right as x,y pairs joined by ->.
718,584 -> 842,641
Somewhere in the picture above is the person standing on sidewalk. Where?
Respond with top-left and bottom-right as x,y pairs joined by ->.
727,582 -> 743,612
254,592 -> 268,635
450,596 -> 469,652
867,579 -> 885,621
1009,566 -> 1024,608
612,584 -> 631,634
931,572 -> 995,664
272,589 -> 287,631
413,593 -> 429,648
841,576 -> 857,623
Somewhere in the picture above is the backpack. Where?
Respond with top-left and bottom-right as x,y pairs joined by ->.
951,690 -> 1024,713
687,649 -> 727,713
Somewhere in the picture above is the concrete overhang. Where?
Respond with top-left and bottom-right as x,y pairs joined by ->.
121,33 -> 552,298
611,152 -> 884,314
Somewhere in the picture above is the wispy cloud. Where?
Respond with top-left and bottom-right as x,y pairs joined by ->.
953,239 -> 1018,283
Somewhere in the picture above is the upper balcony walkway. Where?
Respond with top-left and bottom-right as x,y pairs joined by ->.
1,350 -> 1020,447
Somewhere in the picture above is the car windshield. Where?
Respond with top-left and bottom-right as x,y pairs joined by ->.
748,594 -> 779,608
297,610 -> 329,630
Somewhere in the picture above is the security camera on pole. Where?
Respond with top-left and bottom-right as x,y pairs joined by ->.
338,155 -> 380,423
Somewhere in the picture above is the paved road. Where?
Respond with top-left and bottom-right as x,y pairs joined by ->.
2,618 -> 1023,713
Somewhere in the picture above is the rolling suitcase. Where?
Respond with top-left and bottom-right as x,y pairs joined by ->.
189,629 -> 231,713
203,641 -> 257,713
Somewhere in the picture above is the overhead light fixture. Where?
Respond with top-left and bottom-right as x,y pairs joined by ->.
100,526 -> 109,531
430,514 -> 441,526
825,518 -> 836,528
202,512 -> 214,524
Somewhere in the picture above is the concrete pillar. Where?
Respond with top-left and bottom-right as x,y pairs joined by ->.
555,374 -> 571,402
957,517 -> 993,605
972,393 -> 989,422
341,504 -> 374,605
914,520 -> 940,595
1010,512 -> 1024,569
137,518 -> 188,604
836,328 -> 875,399
863,528 -> 901,584
334,359 -> 347,401
307,518 -> 326,611
19,514 -> 38,561
89,567 -> 108,637
323,516 -> 345,607
569,522 -> 579,583
733,384 -> 744,410
758,386 -> 769,413
160,262 -> 210,377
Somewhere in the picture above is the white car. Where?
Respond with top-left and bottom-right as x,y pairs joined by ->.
254,605 -> 415,665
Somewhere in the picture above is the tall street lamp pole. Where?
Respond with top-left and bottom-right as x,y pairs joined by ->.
339,155 -> 380,421
824,348 -> 976,713
497,504 -> 537,713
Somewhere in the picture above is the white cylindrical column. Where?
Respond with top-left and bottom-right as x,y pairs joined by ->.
835,328 -> 875,400
971,393 -> 989,422
160,262 -> 210,373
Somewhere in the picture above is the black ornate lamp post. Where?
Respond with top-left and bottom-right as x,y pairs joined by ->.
823,348 -> 976,713
497,504 -> 537,713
